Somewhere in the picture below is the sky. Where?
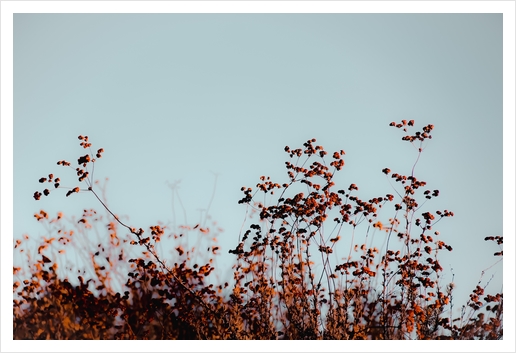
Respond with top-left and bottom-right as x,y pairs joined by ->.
2,2 -> 515,352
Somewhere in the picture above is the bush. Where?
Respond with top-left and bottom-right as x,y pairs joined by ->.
15,120 -> 502,339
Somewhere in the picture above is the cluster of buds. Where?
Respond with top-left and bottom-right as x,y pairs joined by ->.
34,135 -> 104,201
78,135 -> 91,148
33,174 -> 62,199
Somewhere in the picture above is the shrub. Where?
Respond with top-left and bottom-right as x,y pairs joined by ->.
16,121 -> 502,339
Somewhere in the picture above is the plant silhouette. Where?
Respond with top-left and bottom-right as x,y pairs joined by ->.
16,121 -> 502,339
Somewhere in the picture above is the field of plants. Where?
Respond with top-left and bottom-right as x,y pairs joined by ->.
14,120 -> 503,340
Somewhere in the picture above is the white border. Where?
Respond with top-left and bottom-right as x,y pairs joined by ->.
1,1 -> 514,352
0,1 -> 514,14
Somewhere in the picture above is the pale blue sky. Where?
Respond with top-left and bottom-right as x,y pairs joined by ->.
7,10 -> 510,346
